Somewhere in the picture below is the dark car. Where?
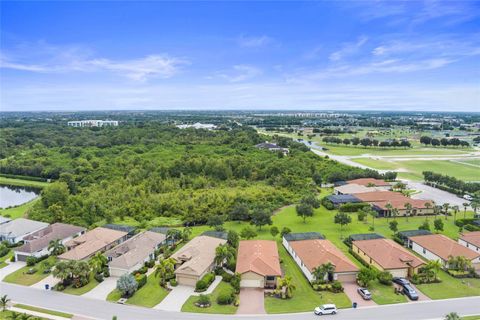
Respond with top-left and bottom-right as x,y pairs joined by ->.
402,284 -> 419,300
393,277 -> 410,286
357,287 -> 372,300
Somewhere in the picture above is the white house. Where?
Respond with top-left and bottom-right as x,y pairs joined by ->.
458,231 -> 480,253
0,218 -> 49,244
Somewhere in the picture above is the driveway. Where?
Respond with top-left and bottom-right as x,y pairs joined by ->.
342,281 -> 376,307
31,274 -> 59,290
82,276 -> 118,300
0,261 -> 26,280
236,288 -> 265,314
402,283 -> 431,302
154,285 -> 195,311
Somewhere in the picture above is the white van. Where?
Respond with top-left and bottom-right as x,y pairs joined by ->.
463,195 -> 473,201
314,304 -> 337,315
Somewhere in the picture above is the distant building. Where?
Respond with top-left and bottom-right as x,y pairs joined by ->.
67,120 -> 118,127
176,122 -> 217,130
255,142 -> 289,155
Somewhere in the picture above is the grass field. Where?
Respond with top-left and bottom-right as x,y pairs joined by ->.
3,256 -> 57,286
0,198 -> 40,219
0,251 -> 13,269
0,176 -> 49,188
125,273 -> 170,307
369,280 -> 407,304
14,304 -> 73,318
182,281 -> 238,314
415,270 -> 480,299
323,145 -> 471,157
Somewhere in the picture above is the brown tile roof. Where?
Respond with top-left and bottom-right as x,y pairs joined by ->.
171,235 -> 227,277
410,234 -> 480,261
236,240 -> 281,276
347,178 -> 391,187
334,184 -> 377,194
59,227 -> 127,260
461,231 -> 480,248
354,191 -> 406,202
289,239 -> 359,273
105,231 -> 166,270
353,238 -> 425,269
15,223 -> 85,254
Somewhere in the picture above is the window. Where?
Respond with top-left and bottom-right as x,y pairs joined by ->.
423,248 -> 426,254
266,276 -> 275,281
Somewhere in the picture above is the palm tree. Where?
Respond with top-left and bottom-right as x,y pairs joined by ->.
425,202 -> 432,220
7,312 -> 21,320
277,276 -> 296,299
214,244 -> 233,267
17,314 -> 32,320
444,312 -> 460,320
0,295 -> 10,311
462,202 -> 469,219
312,266 -> 327,283
53,260 -> 73,283
369,209 -> 378,230
425,260 -> 442,281
182,227 -> 192,242
73,260 -> 91,284
89,252 -> 107,274
452,205 -> 459,222
155,258 -> 176,286
321,262 -> 336,282
48,239 -> 65,256
391,208 -> 399,221
404,203 -> 412,222
443,203 -> 450,220
434,205 -> 441,218
385,203 -> 393,221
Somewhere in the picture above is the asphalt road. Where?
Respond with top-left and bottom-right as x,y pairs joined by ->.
2,282 -> 479,320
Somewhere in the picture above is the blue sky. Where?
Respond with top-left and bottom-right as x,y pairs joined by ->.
1,1 -> 479,111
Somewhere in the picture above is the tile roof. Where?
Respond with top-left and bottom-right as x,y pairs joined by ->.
460,231 -> 480,248
171,235 -> 227,277
354,191 -> 433,210
334,184 -> 376,195
347,178 -> 391,187
289,239 -> 359,273
0,218 -> 49,239
353,238 -> 425,269
59,227 -> 127,260
410,234 -> 480,261
105,231 -> 166,270
15,223 -> 85,254
236,240 -> 282,276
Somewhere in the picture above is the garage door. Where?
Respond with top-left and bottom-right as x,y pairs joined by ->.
15,253 -> 29,262
176,275 -> 198,286
336,273 -> 357,282
240,279 -> 262,288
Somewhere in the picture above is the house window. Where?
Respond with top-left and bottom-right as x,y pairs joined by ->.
369,258 -> 372,264
266,276 -> 275,281
423,248 -> 426,254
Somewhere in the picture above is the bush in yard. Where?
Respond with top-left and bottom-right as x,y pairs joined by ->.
217,287 -> 235,305
134,274 -> 147,289
377,271 -> 393,285
202,272 -> 215,285
10,255 -> 15,262
55,283 -> 65,291
26,256 -> 37,266
339,202 -> 370,213
0,244 -> 9,258
196,294 -> 211,307
231,273 -> 241,293
170,279 -> 178,287
195,279 -> 208,292
135,266 -> 148,274
321,197 -> 334,210
331,281 -> 344,293
222,272 -> 233,283
103,267 -> 110,278
94,273 -> 104,283
144,260 -> 155,268
117,274 -> 138,298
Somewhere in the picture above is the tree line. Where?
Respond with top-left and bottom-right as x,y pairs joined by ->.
419,136 -> 470,148
322,136 -> 411,148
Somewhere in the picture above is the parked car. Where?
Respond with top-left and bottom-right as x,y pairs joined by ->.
357,287 -> 372,300
393,277 -> 410,286
402,284 -> 419,301
463,194 -> 473,201
314,304 -> 337,315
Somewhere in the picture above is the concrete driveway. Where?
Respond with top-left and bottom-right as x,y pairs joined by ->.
82,276 -> 118,300
154,285 -> 194,311
236,288 -> 265,314
0,261 -> 26,280
342,281 -> 376,307
31,274 -> 59,289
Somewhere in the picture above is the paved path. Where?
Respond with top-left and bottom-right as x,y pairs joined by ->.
31,274 -> 59,289
0,261 -> 26,280
236,288 -> 265,314
154,285 -> 194,311
2,282 -> 480,320
82,276 -> 118,300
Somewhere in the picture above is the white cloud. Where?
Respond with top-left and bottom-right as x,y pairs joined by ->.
216,64 -> 262,82
329,36 -> 368,61
237,35 -> 273,48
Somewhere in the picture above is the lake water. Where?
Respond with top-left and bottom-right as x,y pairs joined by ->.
0,185 -> 40,209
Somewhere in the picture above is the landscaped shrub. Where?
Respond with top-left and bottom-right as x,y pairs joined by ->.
0,245 -> 9,258
464,224 -> 480,232
339,202 -> 370,213
217,287 -> 235,305
195,279 -> 207,292
331,281 -> 344,293
321,197 -> 334,210
55,284 -> 65,291
144,260 -> 155,268
230,273 -> 241,293
170,279 -> 178,287
103,267 -> 110,278
10,255 -> 15,262
26,256 -> 37,266
196,294 -> 211,307
133,266 -> 148,274
222,273 -> 233,283
377,271 -> 393,285
134,274 -> 147,289
94,273 -> 104,283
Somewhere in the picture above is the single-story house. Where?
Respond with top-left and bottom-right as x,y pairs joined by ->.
103,224 -> 136,237
284,236 -> 358,282
236,240 -> 282,288
326,195 -> 362,207
59,227 -> 128,261
0,216 -> 12,225
397,230 -> 432,248
0,218 -> 49,244
105,231 -> 166,277
354,191 -> 434,217
352,238 -> 425,277
347,178 -> 392,190
459,231 -> 480,253
14,223 -> 86,261
409,234 -> 480,271
255,142 -> 289,155
344,233 -> 384,247
170,235 -> 227,286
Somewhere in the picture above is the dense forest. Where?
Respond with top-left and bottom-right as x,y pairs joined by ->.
0,120 -> 385,227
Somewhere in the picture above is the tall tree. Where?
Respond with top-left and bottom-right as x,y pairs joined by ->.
250,209 -> 272,230
334,212 -> 351,239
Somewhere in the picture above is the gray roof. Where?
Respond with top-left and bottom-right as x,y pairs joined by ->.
348,233 -> 384,242
201,230 -> 228,240
327,194 -> 362,204
103,224 -> 136,234
283,232 -> 325,242
150,227 -> 170,234
15,223 -> 86,254
398,230 -> 432,239
0,218 -> 49,239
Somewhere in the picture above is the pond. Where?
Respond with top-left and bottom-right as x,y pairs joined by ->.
0,185 -> 40,209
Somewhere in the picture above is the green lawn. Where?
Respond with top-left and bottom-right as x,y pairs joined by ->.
125,273 -> 170,307
14,304 -> 73,318
0,176 -> 49,188
415,270 -> 480,299
181,281 -> 238,314
3,256 -> 56,286
462,316 -> 480,320
106,288 -> 122,302
264,245 -> 351,313
369,280 -> 407,304
351,158 -> 400,170
62,273 -> 100,295
0,198 -> 40,220
0,310 -> 49,320
0,251 -> 13,269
